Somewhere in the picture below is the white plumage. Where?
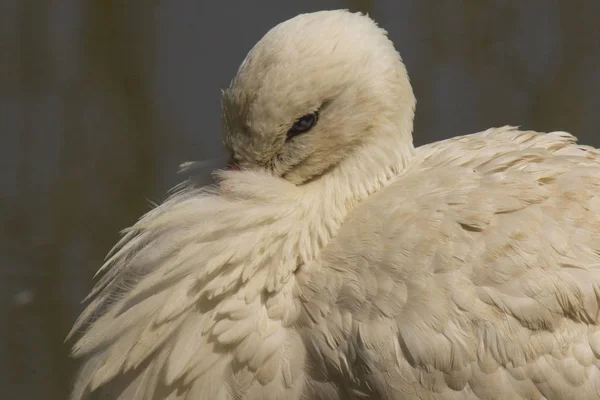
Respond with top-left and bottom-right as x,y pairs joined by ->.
69,10 -> 600,400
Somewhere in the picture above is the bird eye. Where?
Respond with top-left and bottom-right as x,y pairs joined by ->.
286,111 -> 319,141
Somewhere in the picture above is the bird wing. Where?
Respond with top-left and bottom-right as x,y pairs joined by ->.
68,170 -> 311,400
298,127 -> 600,399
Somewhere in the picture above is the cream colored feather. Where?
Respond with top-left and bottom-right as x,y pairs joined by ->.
69,9 -> 600,400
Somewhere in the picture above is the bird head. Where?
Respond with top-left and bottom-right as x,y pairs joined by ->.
221,10 -> 416,185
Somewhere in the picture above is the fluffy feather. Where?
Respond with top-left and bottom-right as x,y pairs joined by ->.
69,9 -> 600,400
299,127 -> 600,399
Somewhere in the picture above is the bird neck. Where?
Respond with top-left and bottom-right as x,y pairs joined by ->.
309,126 -> 414,216
195,127 -> 413,294
294,127 -> 414,265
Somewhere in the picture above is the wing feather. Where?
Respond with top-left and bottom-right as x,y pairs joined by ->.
299,128 -> 600,399
69,171 -> 312,399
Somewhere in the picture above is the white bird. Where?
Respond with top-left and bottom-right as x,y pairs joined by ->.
68,9 -> 600,400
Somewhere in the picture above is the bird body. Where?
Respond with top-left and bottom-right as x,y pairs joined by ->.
69,10 -> 600,400
306,127 -> 600,399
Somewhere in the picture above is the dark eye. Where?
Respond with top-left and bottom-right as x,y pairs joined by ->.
286,111 -> 319,141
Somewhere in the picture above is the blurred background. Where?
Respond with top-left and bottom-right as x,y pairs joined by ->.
1,1 -> 599,399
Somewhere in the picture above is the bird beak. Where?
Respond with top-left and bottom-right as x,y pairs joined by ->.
227,160 -> 241,171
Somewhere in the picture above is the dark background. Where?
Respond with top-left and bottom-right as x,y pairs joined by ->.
1,1 -> 599,399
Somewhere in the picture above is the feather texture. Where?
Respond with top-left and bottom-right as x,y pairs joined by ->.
71,127 -> 600,400
69,9 -> 600,400
298,127 -> 600,399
